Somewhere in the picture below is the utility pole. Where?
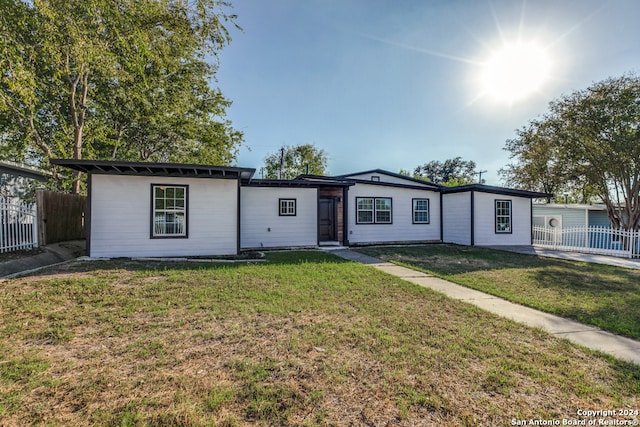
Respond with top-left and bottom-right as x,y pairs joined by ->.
475,170 -> 487,184
278,147 -> 285,180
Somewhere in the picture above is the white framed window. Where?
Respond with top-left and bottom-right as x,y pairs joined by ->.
279,198 -> 296,216
375,198 -> 392,223
356,197 -> 374,223
152,185 -> 187,238
356,197 -> 392,224
412,198 -> 430,224
495,199 -> 512,234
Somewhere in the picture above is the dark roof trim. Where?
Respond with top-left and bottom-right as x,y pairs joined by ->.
0,161 -> 49,181
442,184 -> 551,199
344,178 -> 442,191
297,173 -> 437,191
334,169 -> 441,189
50,159 -> 255,180
294,174 -> 354,185
243,179 -> 352,188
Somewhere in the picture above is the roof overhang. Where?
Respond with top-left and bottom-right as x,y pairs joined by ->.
532,203 -> 610,211
333,169 -> 442,190
50,159 -> 255,180
442,184 -> 551,199
0,161 -> 49,181
245,178 -> 353,188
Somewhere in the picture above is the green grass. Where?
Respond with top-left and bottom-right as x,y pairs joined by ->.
357,244 -> 640,339
0,251 -> 638,426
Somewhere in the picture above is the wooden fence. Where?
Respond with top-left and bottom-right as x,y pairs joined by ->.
0,198 -> 38,253
532,225 -> 640,259
36,190 -> 86,245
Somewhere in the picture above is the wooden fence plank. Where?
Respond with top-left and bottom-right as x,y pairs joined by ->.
35,190 -> 86,245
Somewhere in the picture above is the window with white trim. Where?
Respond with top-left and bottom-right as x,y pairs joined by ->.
152,185 -> 187,237
356,197 -> 392,224
495,199 -> 512,233
279,198 -> 296,216
412,198 -> 430,224
356,198 -> 374,223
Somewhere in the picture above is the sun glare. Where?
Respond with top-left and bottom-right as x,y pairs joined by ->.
479,41 -> 552,104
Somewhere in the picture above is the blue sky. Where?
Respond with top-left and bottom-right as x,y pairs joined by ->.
216,0 -> 640,184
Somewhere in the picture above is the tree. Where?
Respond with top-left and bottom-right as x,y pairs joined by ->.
500,119 -> 566,203
413,157 -> 477,186
0,0 -> 242,193
503,73 -> 640,231
263,144 -> 328,179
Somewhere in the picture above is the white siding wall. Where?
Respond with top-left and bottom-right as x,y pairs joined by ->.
344,172 -> 433,187
442,192 -> 471,245
241,187 -> 317,249
90,175 -> 238,257
473,192 -> 532,245
347,183 -> 440,244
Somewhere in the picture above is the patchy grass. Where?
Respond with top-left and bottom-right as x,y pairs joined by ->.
0,251 -> 638,426
358,244 -> 640,339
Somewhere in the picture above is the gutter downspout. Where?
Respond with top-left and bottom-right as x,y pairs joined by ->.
439,192 -> 443,242
470,190 -> 475,246
236,178 -> 241,255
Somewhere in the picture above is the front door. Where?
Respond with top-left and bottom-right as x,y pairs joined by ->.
319,197 -> 336,241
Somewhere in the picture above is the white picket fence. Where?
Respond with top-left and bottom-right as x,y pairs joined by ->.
532,225 -> 640,259
0,198 -> 38,253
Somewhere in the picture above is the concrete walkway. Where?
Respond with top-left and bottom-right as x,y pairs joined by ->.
331,249 -> 640,365
0,240 -> 86,278
482,245 -> 640,269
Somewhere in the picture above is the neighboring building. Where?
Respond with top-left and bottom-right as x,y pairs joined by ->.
532,203 -> 612,229
532,203 -> 619,250
51,159 -> 549,258
0,161 -> 49,200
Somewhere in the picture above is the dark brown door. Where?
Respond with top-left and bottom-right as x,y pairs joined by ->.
319,198 -> 336,241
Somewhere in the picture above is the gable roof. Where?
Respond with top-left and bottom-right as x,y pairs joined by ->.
442,183 -> 551,199
50,159 -> 255,180
332,169 -> 441,190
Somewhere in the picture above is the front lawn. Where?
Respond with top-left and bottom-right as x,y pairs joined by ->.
0,252 -> 638,426
357,244 -> 640,340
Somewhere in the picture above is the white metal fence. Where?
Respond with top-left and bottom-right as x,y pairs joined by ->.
0,198 -> 38,253
532,225 -> 640,259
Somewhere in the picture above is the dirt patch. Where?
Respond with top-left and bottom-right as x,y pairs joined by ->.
390,254 -> 495,271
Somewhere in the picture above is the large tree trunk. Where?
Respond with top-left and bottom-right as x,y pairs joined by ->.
67,60 -> 89,194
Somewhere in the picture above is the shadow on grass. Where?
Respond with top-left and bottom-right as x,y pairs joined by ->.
357,243 -> 640,340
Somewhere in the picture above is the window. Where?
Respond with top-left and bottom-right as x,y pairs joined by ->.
495,200 -> 512,233
279,198 -> 296,216
371,176 -> 380,182
356,198 -> 374,223
152,185 -> 187,238
375,198 -> 391,223
356,197 -> 392,224
412,198 -> 430,224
